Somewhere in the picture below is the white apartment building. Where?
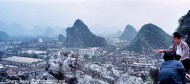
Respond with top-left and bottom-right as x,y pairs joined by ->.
79,47 -> 99,56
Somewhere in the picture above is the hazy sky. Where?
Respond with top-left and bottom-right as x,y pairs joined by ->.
0,0 -> 190,35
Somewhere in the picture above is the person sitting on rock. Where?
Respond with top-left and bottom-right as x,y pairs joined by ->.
159,52 -> 186,84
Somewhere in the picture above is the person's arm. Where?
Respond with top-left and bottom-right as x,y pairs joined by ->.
156,45 -> 174,54
180,43 -> 189,58
156,49 -> 164,54
169,44 -> 175,50
164,45 -> 175,52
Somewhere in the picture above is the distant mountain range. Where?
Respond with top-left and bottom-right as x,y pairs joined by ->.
30,26 -> 66,37
126,23 -> 172,54
0,31 -> 9,41
65,19 -> 107,48
44,27 -> 54,37
30,26 -> 46,36
120,25 -> 137,41
0,22 -> 27,36
0,21 -> 66,37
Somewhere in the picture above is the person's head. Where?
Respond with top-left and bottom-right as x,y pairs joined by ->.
163,52 -> 175,61
172,32 -> 181,45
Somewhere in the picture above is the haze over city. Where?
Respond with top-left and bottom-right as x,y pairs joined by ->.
0,0 -> 190,35
1,0 -> 190,84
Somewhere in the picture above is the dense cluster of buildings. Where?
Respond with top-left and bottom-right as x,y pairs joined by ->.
0,37 -> 163,83
92,50 -> 162,75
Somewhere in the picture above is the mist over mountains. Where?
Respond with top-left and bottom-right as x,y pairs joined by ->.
0,17 -> 184,55
0,19 -> 173,53
0,21 -> 67,37
0,31 -> 9,41
0,22 -> 28,36
0,1 -> 190,84
0,21 -> 120,38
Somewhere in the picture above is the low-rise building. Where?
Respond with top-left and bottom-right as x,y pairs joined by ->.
21,50 -> 47,58
21,50 -> 47,54
79,47 -> 100,57
128,63 -> 153,72
0,56 -> 43,68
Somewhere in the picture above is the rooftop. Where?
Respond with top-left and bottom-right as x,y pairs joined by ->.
1,56 -> 43,64
21,50 -> 47,54
0,64 -> 4,68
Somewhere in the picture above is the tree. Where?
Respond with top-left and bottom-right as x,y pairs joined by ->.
0,51 -> 4,59
58,34 -> 65,42
83,54 -> 90,60
140,72 -> 148,82
149,68 -> 159,84
176,10 -> 190,47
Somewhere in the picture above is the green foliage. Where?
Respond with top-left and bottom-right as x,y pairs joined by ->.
127,23 -> 172,54
0,51 -> 3,59
84,54 -> 90,60
120,25 -> 137,41
146,76 -> 154,83
149,68 -> 159,84
65,19 -> 107,48
176,10 -> 190,47
58,34 -> 65,42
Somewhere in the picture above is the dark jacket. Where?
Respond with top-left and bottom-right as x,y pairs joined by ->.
159,60 -> 186,84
